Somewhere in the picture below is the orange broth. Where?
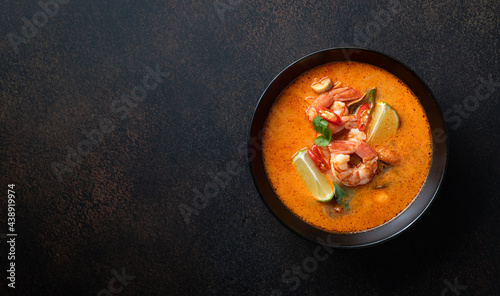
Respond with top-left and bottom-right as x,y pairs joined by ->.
262,61 -> 432,232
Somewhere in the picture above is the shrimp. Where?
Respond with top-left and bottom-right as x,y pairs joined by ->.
345,128 -> 367,142
328,140 -> 378,187
327,115 -> 357,134
329,101 -> 358,133
308,100 -> 359,134
328,86 -> 363,102
330,101 -> 349,116
305,87 -> 363,121
374,145 -> 401,166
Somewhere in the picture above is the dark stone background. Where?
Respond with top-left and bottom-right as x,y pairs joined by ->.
0,0 -> 499,295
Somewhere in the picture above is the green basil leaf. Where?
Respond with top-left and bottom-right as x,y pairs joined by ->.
367,87 -> 376,111
322,126 -> 331,141
319,118 -> 328,129
334,182 -> 346,202
314,136 -> 330,147
334,182 -> 349,210
312,116 -> 332,145
312,116 -> 323,133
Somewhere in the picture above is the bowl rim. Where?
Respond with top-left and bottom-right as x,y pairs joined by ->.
248,47 -> 448,248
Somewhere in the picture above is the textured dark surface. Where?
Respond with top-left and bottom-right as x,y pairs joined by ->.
0,0 -> 499,295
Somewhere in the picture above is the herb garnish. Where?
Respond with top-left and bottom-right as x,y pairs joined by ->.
312,115 -> 332,146
334,182 -> 349,210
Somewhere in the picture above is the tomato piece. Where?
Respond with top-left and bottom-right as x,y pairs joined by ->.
317,107 -> 341,126
356,103 -> 371,132
307,146 -> 329,172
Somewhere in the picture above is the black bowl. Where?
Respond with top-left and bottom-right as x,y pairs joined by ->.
248,48 -> 447,248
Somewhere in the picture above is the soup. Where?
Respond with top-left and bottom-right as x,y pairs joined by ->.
262,61 -> 432,233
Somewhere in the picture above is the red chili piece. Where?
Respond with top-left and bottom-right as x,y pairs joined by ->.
356,103 -> 371,132
317,107 -> 341,126
308,146 -> 329,172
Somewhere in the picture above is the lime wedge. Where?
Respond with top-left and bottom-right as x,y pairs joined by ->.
366,101 -> 400,146
292,149 -> 334,202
